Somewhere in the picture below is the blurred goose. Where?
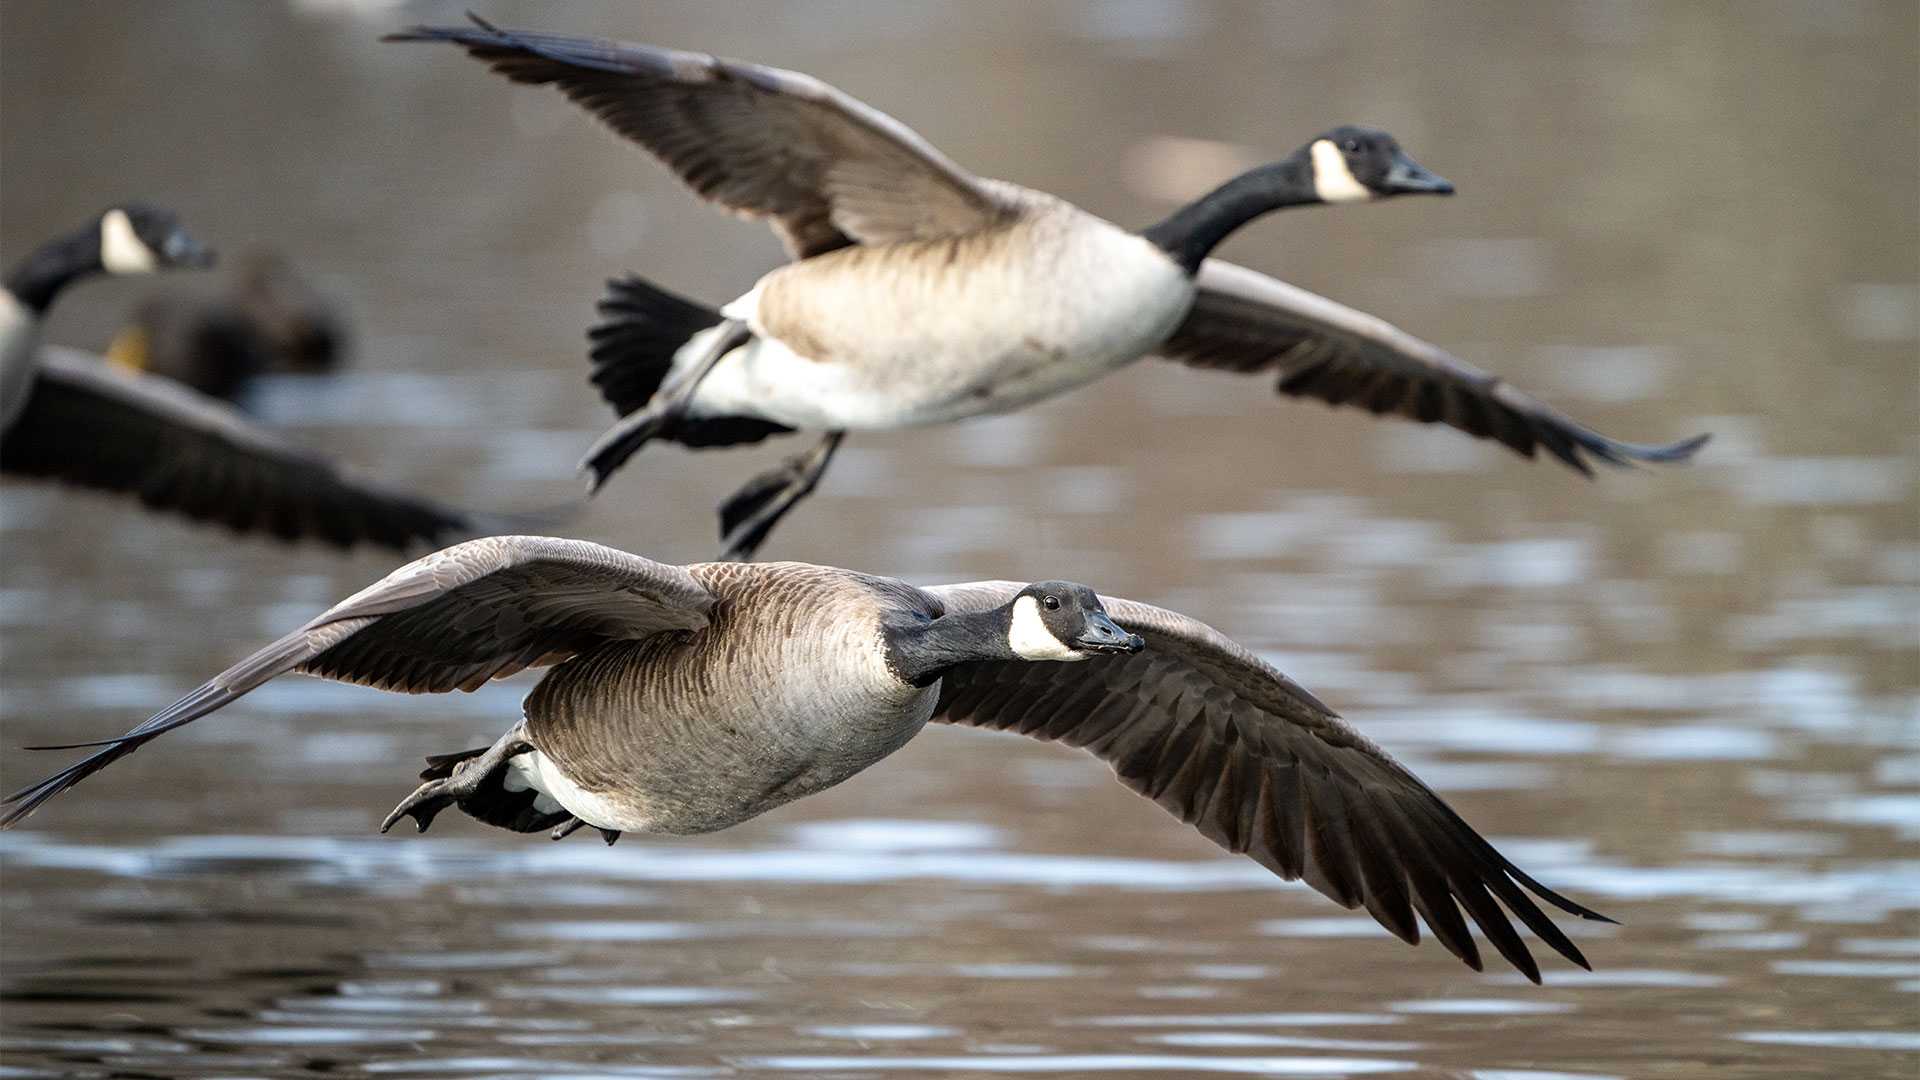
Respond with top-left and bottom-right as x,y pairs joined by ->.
2,204 -> 212,429
5,534 -> 1612,983
107,248 -> 348,402
2,209 -> 530,551
394,17 -> 1708,559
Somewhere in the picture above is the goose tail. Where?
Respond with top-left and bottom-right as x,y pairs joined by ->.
588,275 -> 724,418
584,276 -> 794,464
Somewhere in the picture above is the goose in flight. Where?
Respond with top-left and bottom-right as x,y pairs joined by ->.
392,17 -> 1708,559
5,534 -> 1611,983
2,207 -> 547,551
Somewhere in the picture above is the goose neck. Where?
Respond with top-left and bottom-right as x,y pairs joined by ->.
5,228 -> 101,314
1141,158 -> 1315,275
884,607 -> 1013,688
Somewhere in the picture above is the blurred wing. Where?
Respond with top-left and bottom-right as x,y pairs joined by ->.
1,535 -> 713,827
0,348 -> 504,551
389,16 -> 1008,259
1160,259 -> 1710,475
923,581 -> 1611,983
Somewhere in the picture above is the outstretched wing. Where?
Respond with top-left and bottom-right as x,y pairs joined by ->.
1,348 -> 510,551
388,16 -> 1009,259
1160,259 -> 1710,475
1,536 -> 713,828
923,581 -> 1612,983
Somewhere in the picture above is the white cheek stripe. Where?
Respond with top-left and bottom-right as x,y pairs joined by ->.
1007,595 -> 1087,661
1310,140 -> 1374,204
100,209 -> 158,274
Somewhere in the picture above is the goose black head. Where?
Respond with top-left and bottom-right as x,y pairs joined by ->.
97,204 -> 216,275
1306,126 -> 1454,203
1008,581 -> 1145,661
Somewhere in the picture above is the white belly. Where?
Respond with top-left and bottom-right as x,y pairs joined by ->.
503,749 -> 649,832
0,291 -> 40,432
684,220 -> 1195,430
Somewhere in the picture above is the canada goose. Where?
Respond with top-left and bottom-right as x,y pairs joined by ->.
4,534 -> 1612,983
106,248 -> 347,402
393,18 -> 1709,559
2,209 -> 530,551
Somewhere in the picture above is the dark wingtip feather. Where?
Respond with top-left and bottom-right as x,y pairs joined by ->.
1580,429 -> 1712,470
380,24 -> 442,44
0,742 -> 139,829
1633,431 -> 1712,462
380,13 -> 500,45
23,737 -> 128,751
1504,861 -> 1617,925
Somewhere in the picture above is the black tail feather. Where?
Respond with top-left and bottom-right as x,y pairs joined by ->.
584,276 -> 793,463
589,275 -> 723,418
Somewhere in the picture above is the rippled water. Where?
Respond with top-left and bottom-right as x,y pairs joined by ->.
2,2 -> 1916,1077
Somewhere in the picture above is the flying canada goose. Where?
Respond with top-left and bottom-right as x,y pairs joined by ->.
2,208 -> 532,551
107,248 -> 347,402
393,17 -> 1709,560
4,534 -> 1612,983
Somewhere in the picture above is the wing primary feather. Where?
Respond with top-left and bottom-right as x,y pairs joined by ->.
1345,794 -> 1420,945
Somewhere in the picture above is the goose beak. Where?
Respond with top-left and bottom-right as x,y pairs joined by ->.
1076,611 -> 1146,655
162,227 -> 217,269
1382,150 -> 1454,196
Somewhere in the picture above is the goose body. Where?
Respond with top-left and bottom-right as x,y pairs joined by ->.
514,561 -> 939,833
8,535 -> 1611,984
695,204 -> 1193,429
393,17 -> 1707,559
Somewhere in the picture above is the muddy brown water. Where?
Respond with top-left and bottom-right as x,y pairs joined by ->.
1,2 -> 1915,1077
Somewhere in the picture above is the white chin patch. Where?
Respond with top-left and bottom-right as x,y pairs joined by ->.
1310,140 -> 1374,204
1007,595 -> 1089,661
100,209 -> 158,274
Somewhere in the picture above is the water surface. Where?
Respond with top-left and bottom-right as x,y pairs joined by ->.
2,2 -> 1915,1077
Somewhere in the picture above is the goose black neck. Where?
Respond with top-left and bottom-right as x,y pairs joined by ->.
1141,159 -> 1316,276
884,606 -> 1014,688
5,228 -> 102,314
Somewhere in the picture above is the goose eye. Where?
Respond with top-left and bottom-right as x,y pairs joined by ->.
1343,139 -> 1361,153
1043,595 -> 1061,611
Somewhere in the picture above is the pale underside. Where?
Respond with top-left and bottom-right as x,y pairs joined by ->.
0,291 -> 40,431
682,200 -> 1196,431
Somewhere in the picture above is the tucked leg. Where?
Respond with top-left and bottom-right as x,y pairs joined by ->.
717,430 -> 845,561
549,817 -> 622,845
381,729 -> 530,835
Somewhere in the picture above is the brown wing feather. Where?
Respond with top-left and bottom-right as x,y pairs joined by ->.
0,537 -> 713,829
923,581 -> 1612,983
387,17 -> 1008,259
1,348 -> 493,551
1161,260 -> 1710,475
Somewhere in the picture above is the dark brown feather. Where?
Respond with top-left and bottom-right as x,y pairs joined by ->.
1158,260 -> 1709,474
924,581 -> 1612,981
